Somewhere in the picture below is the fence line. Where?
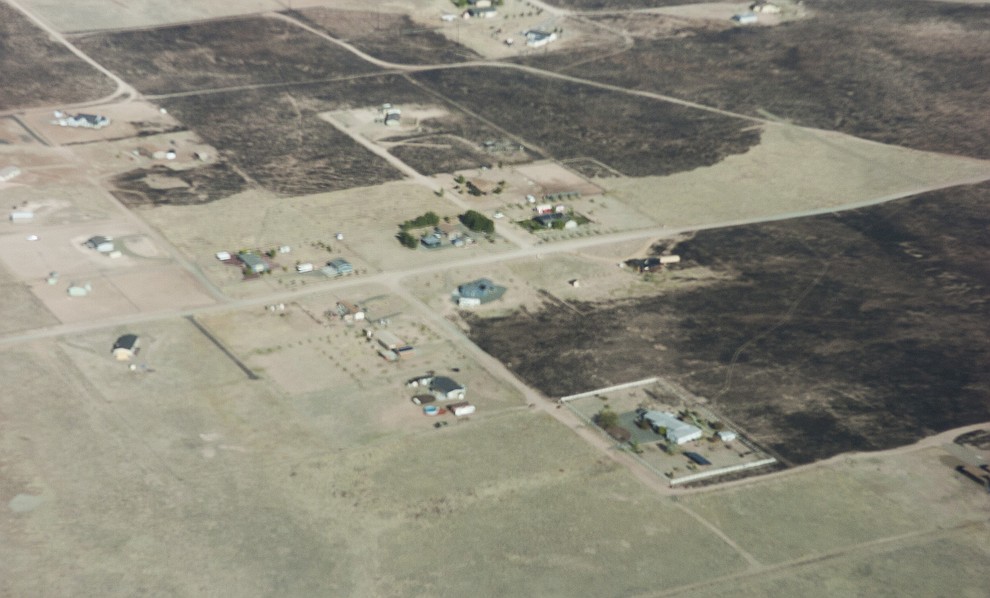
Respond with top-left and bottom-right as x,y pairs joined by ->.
559,377 -> 659,403
669,458 -> 778,486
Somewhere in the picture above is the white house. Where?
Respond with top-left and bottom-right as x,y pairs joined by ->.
640,411 -> 703,445
525,30 -> 558,48
52,112 -> 110,129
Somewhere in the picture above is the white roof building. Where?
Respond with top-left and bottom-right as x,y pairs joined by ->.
641,411 -> 703,445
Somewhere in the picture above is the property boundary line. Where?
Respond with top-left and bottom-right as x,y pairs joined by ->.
669,458 -> 778,486
559,377 -> 659,403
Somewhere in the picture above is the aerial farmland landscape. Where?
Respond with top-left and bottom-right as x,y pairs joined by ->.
1,0 -> 988,596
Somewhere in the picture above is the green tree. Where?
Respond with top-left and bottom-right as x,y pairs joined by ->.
396,230 -> 418,249
459,210 -> 495,234
594,407 -> 619,430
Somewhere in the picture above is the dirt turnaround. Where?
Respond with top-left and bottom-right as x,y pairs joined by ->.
467,183 -> 990,464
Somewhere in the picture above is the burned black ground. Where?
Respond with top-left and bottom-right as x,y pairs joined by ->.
73,16 -> 380,96
412,68 -> 760,177
522,0 -> 990,159
467,183 -> 990,464
0,4 -> 115,110
110,162 -> 249,207
292,9 -> 480,65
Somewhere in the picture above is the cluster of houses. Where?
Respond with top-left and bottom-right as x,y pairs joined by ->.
421,223 -> 475,249
407,374 -> 475,417
216,249 -> 353,279
51,111 -> 110,129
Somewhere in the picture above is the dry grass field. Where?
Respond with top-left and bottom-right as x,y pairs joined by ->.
3,329 -> 987,597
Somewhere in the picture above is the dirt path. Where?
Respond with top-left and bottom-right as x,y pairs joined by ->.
2,0 -> 139,108
319,110 -> 537,249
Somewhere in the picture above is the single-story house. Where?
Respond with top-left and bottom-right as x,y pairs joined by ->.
85,236 -> 115,253
324,258 -> 354,276
421,233 -> 443,249
9,210 -> 34,222
525,30 -> 558,48
112,334 -> 140,361
238,251 -> 268,273
638,410 -> 703,445
464,6 -> 497,18
53,112 -> 110,129
467,0 -> 492,7
457,278 -> 506,305
430,376 -> 466,401
533,213 -> 576,229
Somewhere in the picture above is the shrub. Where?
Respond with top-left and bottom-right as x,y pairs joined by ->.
459,210 -> 495,234
396,230 -> 418,249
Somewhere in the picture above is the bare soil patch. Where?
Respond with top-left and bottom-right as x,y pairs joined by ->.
528,0 -> 990,159
0,4 -> 115,110
466,183 -> 990,464
73,15 -> 381,96
412,67 -> 761,177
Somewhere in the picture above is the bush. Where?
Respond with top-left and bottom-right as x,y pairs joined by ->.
594,407 -> 619,430
459,210 -> 495,234
400,211 -> 440,231
396,230 -> 418,249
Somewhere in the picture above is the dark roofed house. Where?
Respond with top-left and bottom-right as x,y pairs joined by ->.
85,235 -> 115,253
457,278 -> 506,306
430,376 -> 466,401
421,233 -> 443,249
238,251 -> 268,273
324,258 -> 353,277
112,334 -> 140,361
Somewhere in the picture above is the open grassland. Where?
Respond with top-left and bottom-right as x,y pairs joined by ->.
598,123 -> 990,228
0,4 -> 115,110
5,330 -> 988,596
21,0 -> 284,32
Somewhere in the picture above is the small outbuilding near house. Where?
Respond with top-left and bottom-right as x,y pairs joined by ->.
112,334 -> 140,361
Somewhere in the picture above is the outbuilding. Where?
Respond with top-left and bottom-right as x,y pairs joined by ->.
448,402 -> 476,417
112,334 -> 140,361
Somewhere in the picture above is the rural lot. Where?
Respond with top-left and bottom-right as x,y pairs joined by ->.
2,0 -> 989,595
